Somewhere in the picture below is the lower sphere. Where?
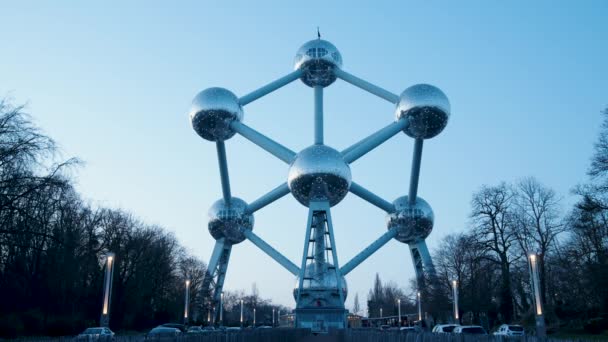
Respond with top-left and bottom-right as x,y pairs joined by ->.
208,197 -> 253,244
386,196 -> 434,244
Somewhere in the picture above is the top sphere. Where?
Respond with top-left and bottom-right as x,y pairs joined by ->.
189,87 -> 243,141
294,39 -> 343,87
395,84 -> 450,139
288,145 -> 351,207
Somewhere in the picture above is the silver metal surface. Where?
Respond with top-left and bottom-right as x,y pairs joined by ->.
294,39 -> 342,87
288,145 -> 351,207
342,119 -> 409,163
244,230 -> 300,276
208,197 -> 254,244
190,87 -> 243,141
314,86 -> 323,144
349,181 -> 395,213
239,69 -> 304,106
395,84 -> 450,139
216,141 -> 232,203
386,196 -> 434,244
334,68 -> 399,104
230,121 -> 296,163
408,139 -> 423,204
340,229 -> 397,276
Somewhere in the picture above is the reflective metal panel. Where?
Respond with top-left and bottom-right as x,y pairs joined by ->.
190,87 -> 243,141
288,145 -> 351,207
395,84 -> 450,139
294,39 -> 342,87
208,197 -> 254,244
386,196 -> 434,243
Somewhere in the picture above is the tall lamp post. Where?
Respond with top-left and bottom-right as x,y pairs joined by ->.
452,280 -> 459,323
219,292 -> 224,326
397,299 -> 401,327
529,254 -> 546,337
184,280 -> 190,325
240,299 -> 244,327
417,291 -> 422,321
100,252 -> 115,327
272,308 -> 276,327
253,307 -> 256,326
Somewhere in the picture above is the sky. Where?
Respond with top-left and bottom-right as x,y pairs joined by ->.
1,1 -> 607,311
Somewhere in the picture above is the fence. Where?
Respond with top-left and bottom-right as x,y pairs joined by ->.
5,330 -> 604,342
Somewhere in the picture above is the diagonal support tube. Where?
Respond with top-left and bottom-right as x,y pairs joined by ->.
244,230 -> 300,276
246,182 -> 290,214
334,69 -> 400,104
230,121 -> 296,164
349,182 -> 395,213
408,138 -> 424,205
216,141 -> 231,204
239,69 -> 304,106
340,229 -> 397,276
342,119 -> 409,163
314,86 -> 323,144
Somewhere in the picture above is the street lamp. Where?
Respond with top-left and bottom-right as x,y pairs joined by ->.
240,299 -> 244,327
529,253 -> 546,337
417,291 -> 422,321
397,299 -> 401,327
452,280 -> 459,322
184,280 -> 190,325
380,307 -> 383,318
272,308 -> 275,327
100,252 -> 115,327
253,307 -> 256,326
220,292 -> 224,325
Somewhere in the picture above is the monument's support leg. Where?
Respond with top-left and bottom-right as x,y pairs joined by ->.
201,238 -> 233,324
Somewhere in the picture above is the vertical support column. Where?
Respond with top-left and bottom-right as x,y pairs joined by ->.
296,207 -> 315,306
100,252 -> 115,327
409,139 -> 424,205
529,254 -> 547,337
324,206 -> 345,305
216,141 -> 232,204
314,86 -> 323,144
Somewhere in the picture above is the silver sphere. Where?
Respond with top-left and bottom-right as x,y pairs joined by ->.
293,263 -> 348,301
386,196 -> 434,244
395,84 -> 450,139
294,39 -> 343,87
208,197 -> 253,245
189,87 -> 243,141
288,145 -> 351,207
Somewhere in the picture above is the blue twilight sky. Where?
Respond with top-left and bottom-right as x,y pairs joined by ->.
1,1 -> 607,310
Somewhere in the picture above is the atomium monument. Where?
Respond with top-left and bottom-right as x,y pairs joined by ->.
189,36 -> 450,332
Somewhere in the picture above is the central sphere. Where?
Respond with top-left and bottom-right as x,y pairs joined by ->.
288,145 -> 351,207
208,197 -> 253,245
386,196 -> 434,244
294,39 -> 343,87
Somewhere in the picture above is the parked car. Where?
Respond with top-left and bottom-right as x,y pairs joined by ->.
432,324 -> 460,333
146,327 -> 181,339
159,323 -> 187,332
453,325 -> 487,335
400,326 -> 420,333
201,326 -> 216,333
76,327 -> 115,341
494,324 -> 525,336
186,326 -> 203,334
257,326 -> 272,329
225,327 -> 241,332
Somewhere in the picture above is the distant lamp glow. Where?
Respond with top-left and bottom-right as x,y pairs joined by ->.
397,299 -> 402,327
417,291 -> 422,321
452,280 -> 459,321
528,253 -> 547,337
253,307 -> 256,325
100,252 -> 115,327
184,279 -> 191,323
240,299 -> 244,327
220,292 -> 224,324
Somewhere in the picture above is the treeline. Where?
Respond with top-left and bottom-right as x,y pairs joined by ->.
0,100 -> 210,337
426,108 -> 608,333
